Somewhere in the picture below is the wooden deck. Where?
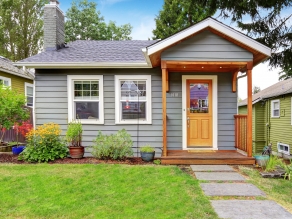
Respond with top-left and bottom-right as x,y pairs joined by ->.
160,150 -> 255,165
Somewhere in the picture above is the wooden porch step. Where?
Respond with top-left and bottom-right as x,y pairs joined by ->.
160,150 -> 255,165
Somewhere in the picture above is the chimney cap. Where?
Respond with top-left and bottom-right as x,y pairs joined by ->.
50,0 -> 59,5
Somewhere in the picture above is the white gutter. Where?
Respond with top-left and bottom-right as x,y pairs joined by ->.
14,62 -> 151,69
141,48 -> 153,68
0,67 -> 34,80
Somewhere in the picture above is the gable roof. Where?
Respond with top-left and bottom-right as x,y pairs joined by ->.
238,78 -> 292,106
16,40 -> 158,68
0,56 -> 34,79
15,17 -> 270,69
144,17 -> 271,68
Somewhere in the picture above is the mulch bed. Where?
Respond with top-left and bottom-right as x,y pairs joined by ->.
0,153 -> 154,165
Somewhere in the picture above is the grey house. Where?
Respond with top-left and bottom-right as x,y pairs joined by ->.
16,0 -> 271,164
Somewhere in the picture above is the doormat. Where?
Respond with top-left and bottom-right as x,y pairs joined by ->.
188,150 -> 215,153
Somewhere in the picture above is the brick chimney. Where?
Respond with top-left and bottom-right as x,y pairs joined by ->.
44,0 -> 65,51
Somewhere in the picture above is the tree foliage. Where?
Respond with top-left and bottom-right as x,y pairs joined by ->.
253,85 -> 261,94
0,84 -> 30,142
198,0 -> 292,80
152,0 -> 216,39
0,0 -> 45,61
65,0 -> 132,42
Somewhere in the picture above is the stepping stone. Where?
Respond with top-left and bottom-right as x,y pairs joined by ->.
200,183 -> 266,196
194,172 -> 246,181
211,200 -> 292,219
191,165 -> 235,172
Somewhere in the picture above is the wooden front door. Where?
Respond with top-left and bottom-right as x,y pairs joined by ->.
187,80 -> 213,147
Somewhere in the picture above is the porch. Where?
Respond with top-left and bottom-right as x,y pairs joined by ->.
160,150 -> 255,165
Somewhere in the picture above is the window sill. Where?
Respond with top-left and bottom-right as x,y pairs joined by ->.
115,120 -> 152,125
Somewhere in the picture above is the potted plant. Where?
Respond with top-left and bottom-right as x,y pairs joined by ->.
66,119 -> 84,158
140,145 -> 155,162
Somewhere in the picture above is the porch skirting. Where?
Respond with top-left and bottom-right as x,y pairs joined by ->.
160,150 -> 255,165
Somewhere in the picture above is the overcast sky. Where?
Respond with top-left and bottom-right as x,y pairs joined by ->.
58,0 -> 282,99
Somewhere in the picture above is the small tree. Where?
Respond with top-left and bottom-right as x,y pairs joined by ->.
0,84 -> 30,142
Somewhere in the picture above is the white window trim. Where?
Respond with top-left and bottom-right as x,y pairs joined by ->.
271,99 -> 280,118
67,75 -> 104,124
115,75 -> 152,124
277,142 -> 290,155
25,82 -> 34,107
0,76 -> 11,87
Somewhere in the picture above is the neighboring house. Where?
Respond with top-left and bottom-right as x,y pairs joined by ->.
238,78 -> 292,157
0,56 -> 34,107
15,0 -> 271,164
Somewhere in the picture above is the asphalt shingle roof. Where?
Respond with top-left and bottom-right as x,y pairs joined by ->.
18,40 -> 158,63
0,56 -> 34,79
238,78 -> 292,106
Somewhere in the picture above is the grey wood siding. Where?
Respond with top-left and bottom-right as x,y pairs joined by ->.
35,69 -> 237,157
35,68 -> 163,157
161,30 -> 253,61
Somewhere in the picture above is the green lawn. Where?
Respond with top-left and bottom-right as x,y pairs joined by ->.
239,166 -> 292,213
0,164 -> 218,219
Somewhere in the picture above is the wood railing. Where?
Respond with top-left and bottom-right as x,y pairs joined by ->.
234,115 -> 247,153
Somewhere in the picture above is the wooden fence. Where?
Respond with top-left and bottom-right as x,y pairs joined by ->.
0,106 -> 33,143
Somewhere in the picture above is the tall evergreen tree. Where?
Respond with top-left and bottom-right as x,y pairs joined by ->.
198,0 -> 292,80
152,0 -> 216,39
65,0 -> 132,42
0,0 -> 46,61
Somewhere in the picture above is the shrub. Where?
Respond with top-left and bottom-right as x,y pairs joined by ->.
264,155 -> 283,172
91,129 -> 133,160
19,123 -> 68,162
0,84 -> 30,142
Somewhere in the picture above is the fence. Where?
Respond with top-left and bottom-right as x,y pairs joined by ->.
0,106 -> 33,143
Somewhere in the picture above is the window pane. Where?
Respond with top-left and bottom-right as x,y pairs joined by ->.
27,86 -> 33,96
74,81 -> 82,90
74,80 -> 99,100
120,80 -> 147,101
189,83 -> 209,113
82,81 -> 90,90
274,109 -> 279,117
121,102 -> 146,120
75,102 -> 99,119
274,102 -> 279,109
27,97 -> 33,107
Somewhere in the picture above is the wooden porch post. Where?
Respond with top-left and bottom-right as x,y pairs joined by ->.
247,62 -> 253,157
161,62 -> 168,157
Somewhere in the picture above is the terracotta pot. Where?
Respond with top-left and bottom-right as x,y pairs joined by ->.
68,146 -> 84,158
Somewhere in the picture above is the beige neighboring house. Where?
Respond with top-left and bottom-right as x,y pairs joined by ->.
0,56 -> 34,107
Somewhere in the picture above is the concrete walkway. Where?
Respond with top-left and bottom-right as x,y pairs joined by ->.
191,165 -> 292,219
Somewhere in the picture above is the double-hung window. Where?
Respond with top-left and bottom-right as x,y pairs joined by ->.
25,83 -> 34,107
68,75 -> 104,124
0,76 -> 11,87
271,99 -> 280,118
115,75 -> 152,124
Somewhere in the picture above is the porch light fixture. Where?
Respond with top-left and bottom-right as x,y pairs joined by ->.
202,67 -> 204,68
220,66 -> 222,68
184,66 -> 186,68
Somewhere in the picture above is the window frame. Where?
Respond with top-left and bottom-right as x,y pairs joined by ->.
67,75 -> 104,124
115,75 -> 152,124
277,142 -> 290,155
271,99 -> 280,118
0,76 -> 11,87
25,82 -> 34,107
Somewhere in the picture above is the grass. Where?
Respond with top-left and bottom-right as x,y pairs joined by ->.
238,166 -> 292,213
0,164 -> 218,219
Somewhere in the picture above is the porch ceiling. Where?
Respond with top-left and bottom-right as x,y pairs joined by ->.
161,61 -> 248,73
